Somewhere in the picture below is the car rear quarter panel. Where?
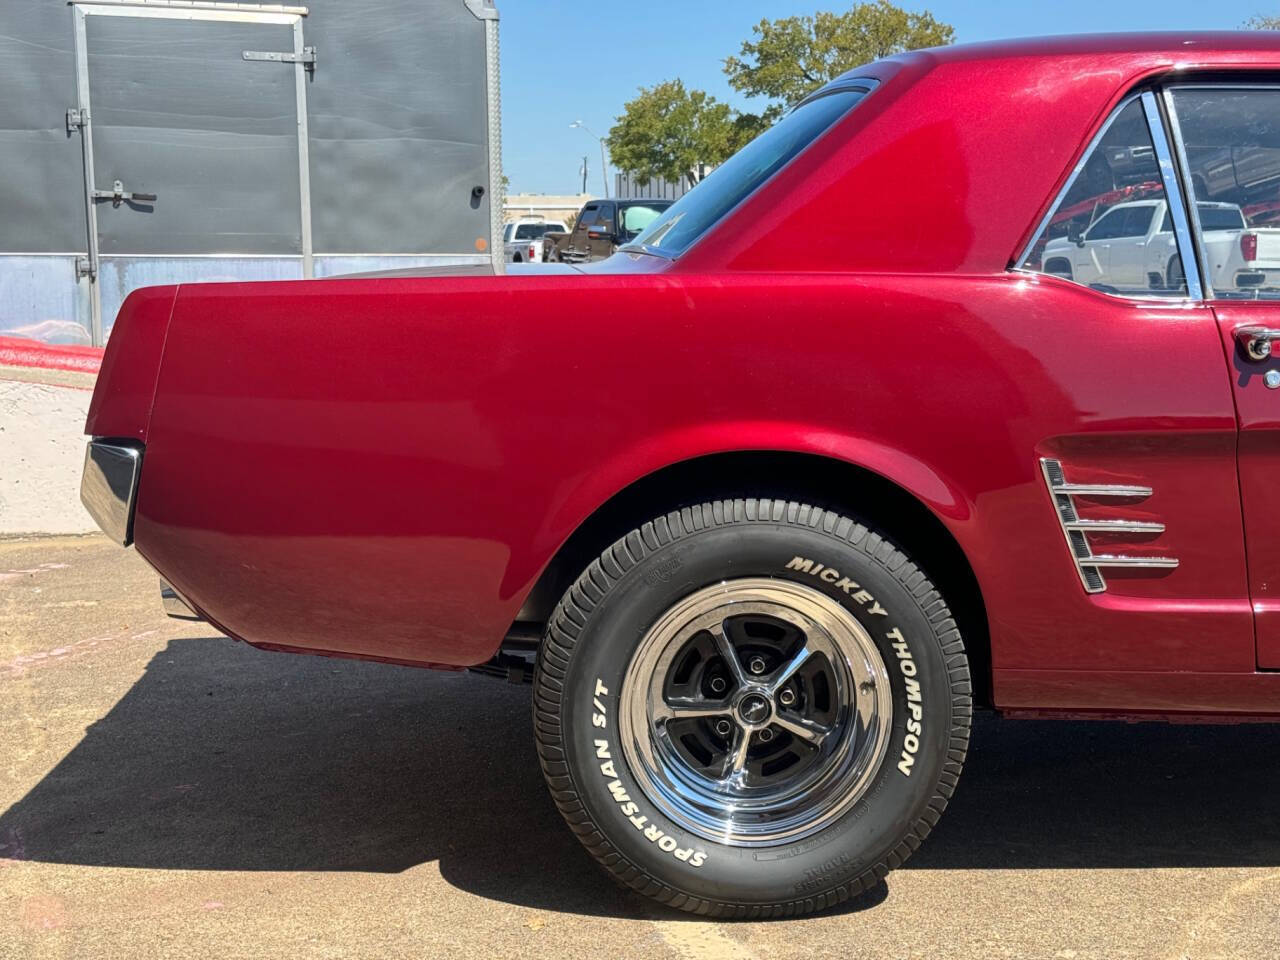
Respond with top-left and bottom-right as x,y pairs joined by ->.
84,285 -> 177,442
134,271 -> 1244,682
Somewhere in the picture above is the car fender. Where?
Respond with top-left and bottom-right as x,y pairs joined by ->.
518,418 -> 976,600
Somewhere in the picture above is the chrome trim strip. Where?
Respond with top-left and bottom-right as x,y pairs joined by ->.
160,579 -> 202,621
1087,555 -> 1180,569
80,440 -> 143,546
1142,91 -> 1204,301
1051,482 -> 1153,497
1040,458 -> 1178,594
1015,92 -> 1142,270
1062,519 -> 1165,534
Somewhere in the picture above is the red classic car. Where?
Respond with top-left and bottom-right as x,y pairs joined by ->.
80,33 -> 1280,917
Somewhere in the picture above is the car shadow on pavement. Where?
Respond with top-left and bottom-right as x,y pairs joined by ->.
2,636 -> 1278,918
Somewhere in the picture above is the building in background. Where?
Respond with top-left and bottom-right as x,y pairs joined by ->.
503,194 -> 591,225
613,170 -> 702,201
0,0 -> 503,345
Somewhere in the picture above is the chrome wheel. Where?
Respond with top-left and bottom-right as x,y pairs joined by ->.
619,578 -> 893,847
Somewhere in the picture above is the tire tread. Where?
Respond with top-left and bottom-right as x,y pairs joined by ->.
532,498 -> 972,918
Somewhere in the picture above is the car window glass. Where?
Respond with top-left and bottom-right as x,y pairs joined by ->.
503,223 -> 516,242
515,224 -> 548,240
575,205 -> 598,233
1197,204 -> 1247,232
1020,98 -> 1187,297
619,204 -> 667,237
625,86 -> 870,257
1170,87 -> 1280,301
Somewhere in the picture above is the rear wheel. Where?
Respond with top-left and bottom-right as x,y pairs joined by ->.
533,499 -> 971,917
1167,255 -> 1185,291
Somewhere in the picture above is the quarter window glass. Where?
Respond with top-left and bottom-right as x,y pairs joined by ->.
1171,88 -> 1280,300
1020,98 -> 1187,298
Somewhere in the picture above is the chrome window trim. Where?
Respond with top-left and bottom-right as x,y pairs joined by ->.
1141,91 -> 1204,301
1015,92 -> 1143,271
1015,90 -> 1203,302
1162,82 -> 1280,302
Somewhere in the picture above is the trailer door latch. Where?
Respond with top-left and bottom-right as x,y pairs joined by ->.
91,180 -> 157,207
243,46 -> 316,73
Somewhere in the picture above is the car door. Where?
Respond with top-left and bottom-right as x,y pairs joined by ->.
566,203 -> 599,259
1072,207 -> 1119,283
1167,83 -> 1280,668
585,201 -> 616,260
1107,204 -> 1158,288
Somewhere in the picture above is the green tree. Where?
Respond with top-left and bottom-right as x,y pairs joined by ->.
606,79 -> 739,185
1246,14 -> 1280,27
724,2 -> 954,110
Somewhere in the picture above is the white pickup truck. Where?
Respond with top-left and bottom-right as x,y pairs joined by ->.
502,219 -> 569,263
1041,199 -> 1280,295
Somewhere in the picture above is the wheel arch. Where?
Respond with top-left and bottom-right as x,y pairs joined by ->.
514,448 -> 992,706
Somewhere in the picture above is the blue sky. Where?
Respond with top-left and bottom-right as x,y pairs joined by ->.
500,0 -> 1273,195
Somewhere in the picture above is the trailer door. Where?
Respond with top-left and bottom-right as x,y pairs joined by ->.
70,3 -> 312,343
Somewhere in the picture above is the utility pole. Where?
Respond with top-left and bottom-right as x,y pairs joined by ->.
580,155 -> 588,194
570,120 -> 609,197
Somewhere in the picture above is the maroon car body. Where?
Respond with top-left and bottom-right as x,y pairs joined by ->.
86,32 -> 1280,719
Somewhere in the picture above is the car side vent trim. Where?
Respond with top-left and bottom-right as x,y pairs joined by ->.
1040,457 -> 1178,594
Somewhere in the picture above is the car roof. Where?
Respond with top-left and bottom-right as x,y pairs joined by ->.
681,32 -> 1280,275
863,31 -> 1280,70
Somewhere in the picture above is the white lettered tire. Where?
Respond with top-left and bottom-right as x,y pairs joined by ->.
533,499 -> 971,917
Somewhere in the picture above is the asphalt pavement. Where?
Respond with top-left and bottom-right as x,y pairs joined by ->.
2,535 -> 1279,959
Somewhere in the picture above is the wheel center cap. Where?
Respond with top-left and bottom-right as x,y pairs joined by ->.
737,692 -> 771,725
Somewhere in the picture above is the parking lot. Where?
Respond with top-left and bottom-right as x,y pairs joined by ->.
2,534 -> 1279,959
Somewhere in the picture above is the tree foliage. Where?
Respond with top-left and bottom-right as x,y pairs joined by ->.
607,3 -> 955,186
724,2 -> 954,107
1246,14 -> 1280,27
606,80 -> 741,185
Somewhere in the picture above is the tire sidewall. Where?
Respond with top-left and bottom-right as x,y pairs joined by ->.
557,520 -> 957,904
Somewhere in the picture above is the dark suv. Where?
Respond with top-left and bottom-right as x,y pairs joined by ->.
544,198 -> 673,263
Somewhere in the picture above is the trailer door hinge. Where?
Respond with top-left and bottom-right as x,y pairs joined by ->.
66,108 -> 87,132
75,256 -> 95,281
243,46 -> 316,73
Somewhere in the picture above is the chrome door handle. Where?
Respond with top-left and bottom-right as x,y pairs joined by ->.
1235,325 -> 1280,361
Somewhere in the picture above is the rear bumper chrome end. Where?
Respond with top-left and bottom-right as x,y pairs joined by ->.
79,440 -> 143,546
160,579 -> 202,621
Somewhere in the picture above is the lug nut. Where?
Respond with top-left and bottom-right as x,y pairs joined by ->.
748,656 -> 767,675
714,719 -> 733,737
708,675 -> 727,694
778,688 -> 796,707
759,727 -> 775,743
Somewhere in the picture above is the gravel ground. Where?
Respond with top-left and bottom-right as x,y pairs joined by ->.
2,535 -> 1279,959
